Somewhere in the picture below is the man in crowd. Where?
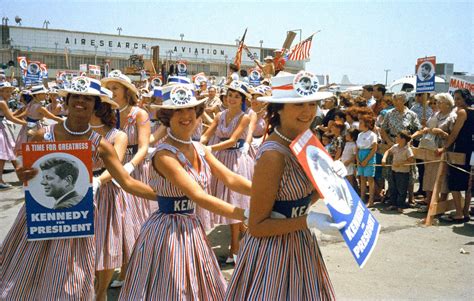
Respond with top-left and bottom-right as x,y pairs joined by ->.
362,84 -> 376,107
371,84 -> 386,116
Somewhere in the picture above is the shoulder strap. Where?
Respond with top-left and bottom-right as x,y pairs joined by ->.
155,143 -> 188,166
256,140 -> 293,160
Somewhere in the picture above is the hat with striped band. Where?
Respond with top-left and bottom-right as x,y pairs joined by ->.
101,70 -> 138,95
30,84 -> 49,95
59,76 -> 119,109
0,81 -> 15,91
257,71 -> 333,103
226,80 -> 251,99
142,86 -> 163,98
150,84 -> 205,109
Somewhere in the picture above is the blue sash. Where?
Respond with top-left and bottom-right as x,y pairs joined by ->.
272,195 -> 312,218
220,138 -> 245,150
26,117 -> 40,122
157,195 -> 195,214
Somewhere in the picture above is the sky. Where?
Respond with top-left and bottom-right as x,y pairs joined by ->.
1,0 -> 473,85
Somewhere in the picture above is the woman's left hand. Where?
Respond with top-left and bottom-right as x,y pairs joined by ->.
16,167 -> 38,183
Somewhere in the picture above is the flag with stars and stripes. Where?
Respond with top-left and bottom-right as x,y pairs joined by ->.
287,34 -> 315,61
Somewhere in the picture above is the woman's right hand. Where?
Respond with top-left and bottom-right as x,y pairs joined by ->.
16,167 -> 38,183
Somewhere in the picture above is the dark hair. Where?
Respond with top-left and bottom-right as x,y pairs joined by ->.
334,110 -> 346,121
362,85 -> 373,92
421,63 -> 432,72
40,158 -> 79,185
156,104 -> 205,127
240,70 -> 248,77
326,96 -> 338,106
226,89 -> 247,112
346,128 -> 360,141
266,103 -> 284,134
454,89 -> 473,106
229,63 -> 239,72
398,130 -> 412,143
21,93 -> 34,104
373,84 -> 386,96
65,93 -> 101,111
345,107 -> 360,121
94,102 -> 117,128
359,115 -> 375,130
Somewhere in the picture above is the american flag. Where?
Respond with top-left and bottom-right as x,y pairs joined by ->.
287,34 -> 315,61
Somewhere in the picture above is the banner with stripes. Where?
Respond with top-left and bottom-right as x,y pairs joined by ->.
287,33 -> 315,61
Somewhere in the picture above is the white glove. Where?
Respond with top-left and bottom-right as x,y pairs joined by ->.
241,142 -> 250,155
92,177 -> 101,196
112,162 -> 135,187
306,212 -> 346,235
243,209 -> 287,224
332,160 -> 348,178
123,162 -> 135,175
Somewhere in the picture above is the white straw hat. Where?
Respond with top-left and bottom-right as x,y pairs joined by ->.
150,84 -> 205,109
59,76 -> 119,109
257,71 -> 333,103
101,70 -> 138,95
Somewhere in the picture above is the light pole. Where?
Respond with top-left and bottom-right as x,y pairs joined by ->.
180,33 -> 184,41
117,27 -> 122,35
384,69 -> 391,86
224,54 -> 228,77
235,38 -> 240,46
259,40 -> 263,61
287,29 -> 302,42
43,20 -> 50,29
54,42 -> 58,54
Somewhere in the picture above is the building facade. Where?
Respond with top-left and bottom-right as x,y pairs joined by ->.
0,25 -> 305,81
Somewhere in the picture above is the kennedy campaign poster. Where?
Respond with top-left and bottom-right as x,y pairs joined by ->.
22,141 -> 94,241
416,56 -> 436,92
290,130 -> 380,268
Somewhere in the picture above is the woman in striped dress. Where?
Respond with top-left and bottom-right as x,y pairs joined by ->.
226,71 -> 345,300
0,77 -> 157,300
246,85 -> 269,158
201,80 -> 254,264
101,71 -> 152,286
0,82 -> 26,190
119,83 -> 251,300
14,84 -> 64,155
89,101 -> 129,301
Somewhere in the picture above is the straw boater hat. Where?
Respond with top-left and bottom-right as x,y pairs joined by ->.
164,76 -> 194,88
150,83 -> 205,110
59,76 -> 118,109
0,81 -> 15,91
257,71 -> 333,103
226,80 -> 252,99
250,85 -> 272,97
264,56 -> 274,61
101,70 -> 138,95
30,84 -> 49,95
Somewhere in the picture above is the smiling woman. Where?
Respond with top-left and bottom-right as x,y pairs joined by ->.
0,76 -> 157,300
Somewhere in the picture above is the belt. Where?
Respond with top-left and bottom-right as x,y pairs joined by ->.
26,117 -> 40,122
93,168 -> 106,177
220,138 -> 245,150
253,135 -> 263,139
192,137 -> 200,142
126,144 -> 139,156
272,195 -> 312,218
157,195 -> 195,214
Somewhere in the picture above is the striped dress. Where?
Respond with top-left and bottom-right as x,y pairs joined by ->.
0,102 -> 15,161
120,106 -> 153,261
225,141 -> 336,301
0,125 -> 101,300
119,142 -> 227,300
14,101 -> 44,155
211,109 -> 254,225
248,108 -> 267,158
94,128 -> 128,271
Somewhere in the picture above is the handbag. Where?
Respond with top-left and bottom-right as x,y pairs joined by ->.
418,133 -> 438,150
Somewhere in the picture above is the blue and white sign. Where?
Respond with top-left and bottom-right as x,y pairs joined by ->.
416,56 -> 436,92
23,142 -> 94,241
291,130 -> 380,268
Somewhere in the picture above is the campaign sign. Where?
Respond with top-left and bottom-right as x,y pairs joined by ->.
290,130 -> 380,268
416,56 -> 436,92
177,60 -> 188,77
22,141 -> 94,241
25,62 -> 43,86
248,68 -> 261,87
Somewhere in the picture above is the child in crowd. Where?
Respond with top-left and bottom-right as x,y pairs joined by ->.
382,130 -> 415,213
341,128 -> 359,188
327,121 -> 345,160
322,132 -> 332,153
356,116 -> 378,207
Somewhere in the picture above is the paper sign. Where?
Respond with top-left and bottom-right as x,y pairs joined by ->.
290,129 -> 380,268
22,141 -> 94,241
416,56 -> 436,92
